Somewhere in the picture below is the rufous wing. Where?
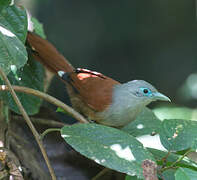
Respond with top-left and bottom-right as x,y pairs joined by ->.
68,69 -> 120,112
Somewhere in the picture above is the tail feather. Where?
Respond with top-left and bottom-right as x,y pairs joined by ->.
26,32 -> 74,74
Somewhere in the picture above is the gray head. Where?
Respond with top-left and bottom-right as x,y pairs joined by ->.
120,80 -> 170,105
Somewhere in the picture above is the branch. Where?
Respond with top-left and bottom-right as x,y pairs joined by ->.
40,128 -> 61,139
91,168 -> 110,180
0,68 -> 56,180
13,115 -> 69,128
160,149 -> 193,173
0,85 -> 88,124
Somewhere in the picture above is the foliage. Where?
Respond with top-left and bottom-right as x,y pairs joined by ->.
1,1 -> 197,180
175,168 -> 197,180
30,17 -> 46,39
61,123 -> 155,179
0,2 -> 44,114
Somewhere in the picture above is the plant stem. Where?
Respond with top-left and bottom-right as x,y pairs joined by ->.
0,85 -> 88,124
171,149 -> 193,167
40,128 -> 61,139
91,168 -> 110,180
13,115 -> 68,128
160,149 -> 193,172
0,67 -> 56,180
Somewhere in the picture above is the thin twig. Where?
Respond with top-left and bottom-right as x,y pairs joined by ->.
13,115 -> 68,128
0,85 -> 88,124
91,168 -> 110,180
161,151 -> 171,168
40,128 -> 61,139
0,68 -> 56,180
170,149 -> 193,167
160,149 -> 193,173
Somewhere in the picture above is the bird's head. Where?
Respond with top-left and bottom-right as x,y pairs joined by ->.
120,80 -> 170,105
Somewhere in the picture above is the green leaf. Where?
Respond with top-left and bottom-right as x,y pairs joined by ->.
122,108 -> 161,137
61,123 -> 155,179
56,107 -> 71,116
56,107 -> 72,117
0,5 -> 28,43
31,17 -> 46,39
0,24 -> 27,75
159,119 -> 197,151
153,105 -> 195,121
0,3 -> 28,74
175,168 -> 197,180
0,55 -> 44,115
0,0 -> 11,10
56,107 -> 67,113
162,169 -> 175,180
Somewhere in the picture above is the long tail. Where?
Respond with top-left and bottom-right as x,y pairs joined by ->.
26,32 -> 74,74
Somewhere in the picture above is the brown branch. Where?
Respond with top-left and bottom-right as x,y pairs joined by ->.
0,68 -> 56,180
0,85 -> 88,124
13,115 -> 68,128
160,149 -> 193,173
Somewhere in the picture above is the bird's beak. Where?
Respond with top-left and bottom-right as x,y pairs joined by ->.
153,92 -> 171,102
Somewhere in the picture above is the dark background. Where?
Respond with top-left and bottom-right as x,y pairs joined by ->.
32,0 -> 197,107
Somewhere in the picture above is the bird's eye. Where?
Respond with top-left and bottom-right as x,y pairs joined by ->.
143,89 -> 149,94
140,88 -> 152,96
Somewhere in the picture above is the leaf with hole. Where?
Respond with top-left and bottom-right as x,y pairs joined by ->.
61,123 -> 155,179
122,107 -> 161,137
159,119 -> 197,151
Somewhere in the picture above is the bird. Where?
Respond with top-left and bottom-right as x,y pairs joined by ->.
27,32 -> 170,127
